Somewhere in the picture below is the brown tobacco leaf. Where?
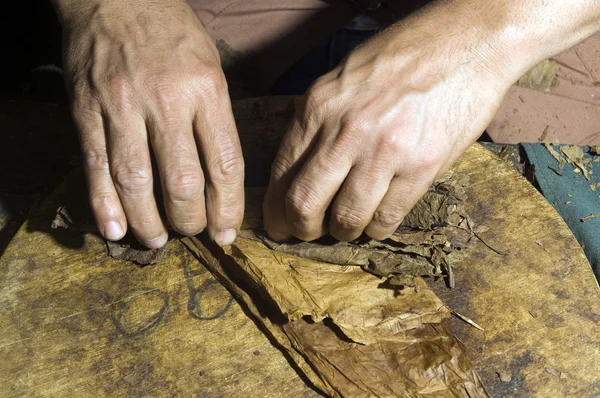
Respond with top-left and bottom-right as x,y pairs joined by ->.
240,230 -> 441,287
544,143 -> 567,169
51,206 -> 164,266
560,145 -> 590,180
241,171 -> 476,288
400,171 -> 470,230
106,240 -> 165,266
227,237 -> 450,344
50,206 -> 73,230
284,320 -> 488,398
182,237 -> 489,398
517,59 -> 559,92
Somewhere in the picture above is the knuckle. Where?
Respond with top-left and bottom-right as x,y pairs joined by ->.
112,164 -> 153,194
376,131 -> 404,156
286,182 -> 320,220
153,84 -> 180,110
197,68 -> 227,97
270,156 -> 291,182
342,113 -> 369,136
89,192 -> 114,214
303,82 -> 329,120
335,114 -> 368,149
333,204 -> 367,231
209,146 -> 244,185
104,75 -> 134,105
372,207 -> 404,229
82,150 -> 109,172
415,150 -> 444,174
163,167 -> 204,203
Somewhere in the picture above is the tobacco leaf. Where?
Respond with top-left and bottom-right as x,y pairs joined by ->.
241,171 -> 476,288
51,205 -> 164,266
284,320 -> 488,398
240,230 -> 441,287
106,240 -> 165,266
226,237 -> 450,345
544,143 -> 567,169
181,237 -> 335,397
560,145 -> 590,180
183,237 -> 489,397
50,206 -> 72,230
517,59 -> 559,92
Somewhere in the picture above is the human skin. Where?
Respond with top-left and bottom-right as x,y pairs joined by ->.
263,0 -> 600,242
52,0 -> 600,247
51,0 -> 244,248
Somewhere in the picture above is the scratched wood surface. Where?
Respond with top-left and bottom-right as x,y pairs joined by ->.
0,97 -> 599,397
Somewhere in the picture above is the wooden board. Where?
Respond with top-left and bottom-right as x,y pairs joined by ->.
0,97 -> 599,397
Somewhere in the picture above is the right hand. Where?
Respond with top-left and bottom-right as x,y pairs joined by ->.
59,0 -> 244,248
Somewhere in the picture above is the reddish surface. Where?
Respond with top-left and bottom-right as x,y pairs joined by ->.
489,34 -> 600,145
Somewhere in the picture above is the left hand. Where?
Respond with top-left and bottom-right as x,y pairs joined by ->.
263,5 -> 520,242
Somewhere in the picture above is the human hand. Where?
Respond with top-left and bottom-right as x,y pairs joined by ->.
263,4 -> 521,242
58,0 -> 243,248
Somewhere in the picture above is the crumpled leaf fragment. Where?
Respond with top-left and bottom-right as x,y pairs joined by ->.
106,240 -> 165,265
544,143 -> 567,169
518,59 -> 559,92
51,206 -> 72,230
560,145 -> 590,180
589,145 -> 600,156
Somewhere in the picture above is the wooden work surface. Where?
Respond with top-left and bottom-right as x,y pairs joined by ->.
0,97 -> 599,397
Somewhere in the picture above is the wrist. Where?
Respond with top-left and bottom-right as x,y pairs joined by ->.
449,0 -> 600,85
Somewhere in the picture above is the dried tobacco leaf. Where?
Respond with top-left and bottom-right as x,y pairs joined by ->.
227,237 -> 450,345
51,205 -> 165,265
400,171 -> 469,229
545,143 -> 567,169
51,206 -> 72,230
560,145 -> 590,180
183,237 -> 490,398
284,320 -> 488,398
240,230 -> 441,287
518,59 -> 559,92
106,240 -> 165,265
241,171 -> 476,288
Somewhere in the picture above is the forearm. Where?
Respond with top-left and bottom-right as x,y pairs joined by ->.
449,0 -> 600,79
380,0 -> 600,87
50,0 -> 191,31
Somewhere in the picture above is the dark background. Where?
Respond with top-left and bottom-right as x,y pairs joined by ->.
0,1 -> 65,102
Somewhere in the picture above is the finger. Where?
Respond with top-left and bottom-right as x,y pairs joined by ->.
195,84 -> 244,247
284,137 -> 354,241
263,107 -> 321,241
364,174 -> 434,240
329,164 -> 393,242
148,109 -> 207,237
72,99 -> 127,241
106,112 -> 168,248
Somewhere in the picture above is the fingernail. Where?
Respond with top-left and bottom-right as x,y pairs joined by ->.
104,221 -> 124,240
214,229 -> 237,247
145,234 -> 168,249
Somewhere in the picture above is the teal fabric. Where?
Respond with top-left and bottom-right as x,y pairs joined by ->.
522,143 -> 600,280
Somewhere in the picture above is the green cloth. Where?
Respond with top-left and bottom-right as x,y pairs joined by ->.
522,143 -> 600,280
